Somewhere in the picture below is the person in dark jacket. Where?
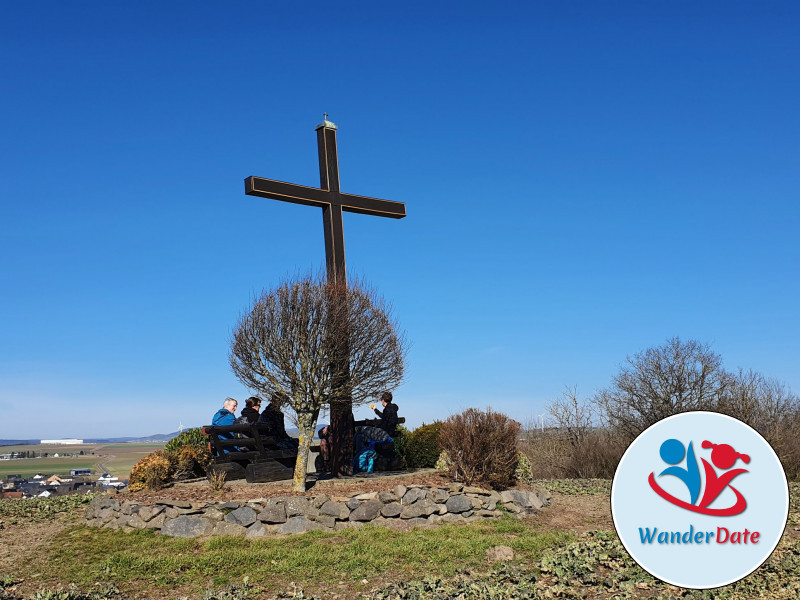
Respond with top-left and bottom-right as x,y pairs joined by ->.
236,396 -> 262,424
257,393 -> 298,449
370,391 -> 399,436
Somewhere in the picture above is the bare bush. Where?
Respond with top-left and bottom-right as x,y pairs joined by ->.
520,427 -> 627,479
596,338 -> 728,439
537,339 -> 800,480
230,274 -> 406,491
439,408 -> 520,489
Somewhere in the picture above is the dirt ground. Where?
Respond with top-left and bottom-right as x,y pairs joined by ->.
533,491 -> 613,534
129,469 -> 455,504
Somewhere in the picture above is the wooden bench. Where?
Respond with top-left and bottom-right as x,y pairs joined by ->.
202,423 -> 298,483
353,417 -> 405,428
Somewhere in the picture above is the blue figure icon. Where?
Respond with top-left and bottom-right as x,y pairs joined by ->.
659,439 -> 701,505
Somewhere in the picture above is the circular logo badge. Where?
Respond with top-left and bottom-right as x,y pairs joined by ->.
611,411 -> 789,589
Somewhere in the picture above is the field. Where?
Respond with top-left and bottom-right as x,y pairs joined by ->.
0,478 -> 798,599
0,443 -> 164,479
0,456 -> 98,478
93,443 -> 165,478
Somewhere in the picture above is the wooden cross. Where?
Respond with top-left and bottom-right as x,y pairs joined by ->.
244,117 -> 406,283
244,117 -> 405,477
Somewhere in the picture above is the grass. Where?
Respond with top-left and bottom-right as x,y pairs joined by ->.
12,517 -> 574,597
3,480 -> 798,599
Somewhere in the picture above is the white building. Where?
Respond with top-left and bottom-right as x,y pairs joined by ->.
40,439 -> 83,445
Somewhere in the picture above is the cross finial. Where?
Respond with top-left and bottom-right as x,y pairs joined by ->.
316,114 -> 338,131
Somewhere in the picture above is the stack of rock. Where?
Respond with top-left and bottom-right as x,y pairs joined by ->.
84,483 -> 552,538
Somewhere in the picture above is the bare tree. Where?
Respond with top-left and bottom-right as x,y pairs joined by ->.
230,274 -> 406,491
595,337 -> 729,438
547,385 -> 595,447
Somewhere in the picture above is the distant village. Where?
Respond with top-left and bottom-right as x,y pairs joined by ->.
1,438 -> 128,499
0,470 -> 126,499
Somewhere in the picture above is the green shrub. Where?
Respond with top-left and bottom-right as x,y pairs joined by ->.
435,450 -> 452,474
164,428 -> 206,453
514,452 -> 535,486
393,424 -> 410,462
404,421 -> 444,468
439,407 -> 520,489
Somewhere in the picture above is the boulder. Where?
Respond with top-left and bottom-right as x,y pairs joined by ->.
445,495 -> 472,514
98,508 -> 115,523
349,500 -> 383,521
258,503 -> 288,524
402,488 -> 427,505
213,521 -> 247,537
246,522 -> 271,539
312,515 -> 336,529
463,486 -> 492,495
530,484 -> 552,505
500,490 -> 542,510
225,506 -> 257,527
145,513 -> 166,530
401,499 -> 437,519
138,505 -> 165,522
380,502 -> 402,518
120,502 -> 140,516
439,513 -> 464,523
279,516 -> 320,535
311,494 -> 331,509
354,492 -> 378,500
203,508 -> 225,522
285,497 -> 317,518
378,490 -> 398,503
161,516 -> 214,538
319,501 -> 350,520
124,514 -> 146,530
431,488 -> 450,503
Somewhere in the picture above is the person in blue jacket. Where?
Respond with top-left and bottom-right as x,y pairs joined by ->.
213,397 -> 238,426
212,398 -> 238,452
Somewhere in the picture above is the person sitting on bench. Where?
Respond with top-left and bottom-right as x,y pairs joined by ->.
235,396 -> 262,424
212,398 -> 238,453
257,393 -> 299,449
369,391 -> 399,436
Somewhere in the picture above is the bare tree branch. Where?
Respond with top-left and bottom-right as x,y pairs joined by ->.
229,273 -> 406,491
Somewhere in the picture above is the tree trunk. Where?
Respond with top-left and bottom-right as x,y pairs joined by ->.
329,400 -> 354,477
292,410 -> 319,492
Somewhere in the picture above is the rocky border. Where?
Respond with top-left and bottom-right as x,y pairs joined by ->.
84,483 -> 551,538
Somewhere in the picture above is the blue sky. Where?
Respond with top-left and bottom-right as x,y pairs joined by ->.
2,2 -> 798,439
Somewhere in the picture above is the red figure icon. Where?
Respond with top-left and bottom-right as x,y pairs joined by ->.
697,441 -> 750,511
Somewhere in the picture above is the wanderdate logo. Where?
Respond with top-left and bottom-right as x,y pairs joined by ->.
648,438 -> 750,516
612,412 -> 789,589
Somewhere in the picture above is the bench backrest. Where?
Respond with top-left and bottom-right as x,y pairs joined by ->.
202,423 -> 290,460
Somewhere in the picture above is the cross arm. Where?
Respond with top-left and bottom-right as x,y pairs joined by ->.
245,176 -> 330,207
340,193 -> 406,219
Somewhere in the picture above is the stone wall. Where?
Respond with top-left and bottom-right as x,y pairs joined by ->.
84,483 -> 552,538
